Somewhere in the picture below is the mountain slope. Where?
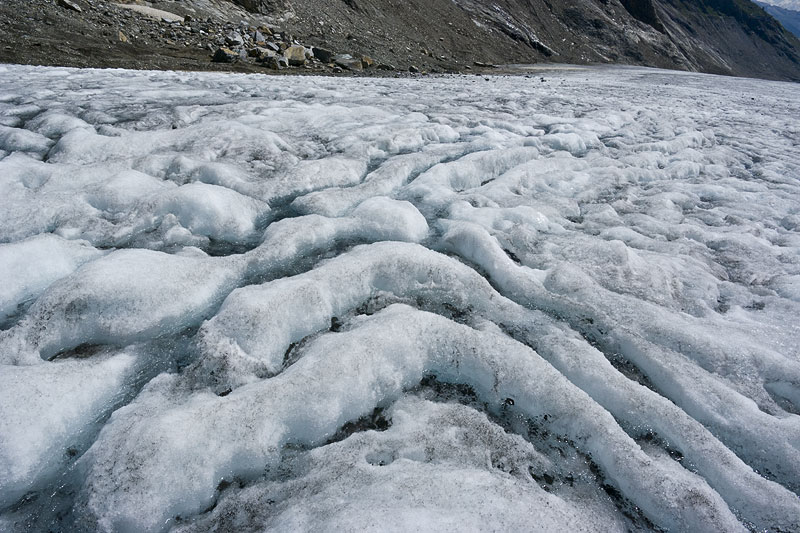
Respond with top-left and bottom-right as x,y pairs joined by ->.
1,0 -> 799,80
280,0 -> 800,80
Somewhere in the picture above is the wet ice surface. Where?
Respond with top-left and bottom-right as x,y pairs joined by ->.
0,63 -> 799,532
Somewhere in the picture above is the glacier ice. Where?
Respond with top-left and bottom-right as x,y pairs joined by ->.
0,64 -> 799,532
0,234 -> 103,324
0,351 -> 138,508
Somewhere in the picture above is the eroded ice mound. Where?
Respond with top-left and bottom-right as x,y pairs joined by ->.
1,64 -> 799,532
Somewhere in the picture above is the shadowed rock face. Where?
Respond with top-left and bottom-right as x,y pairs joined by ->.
621,0 -> 666,32
230,0 -> 291,14
655,0 -> 800,79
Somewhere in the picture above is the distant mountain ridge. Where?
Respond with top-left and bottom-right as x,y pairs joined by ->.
756,1 -> 800,38
755,0 -> 800,10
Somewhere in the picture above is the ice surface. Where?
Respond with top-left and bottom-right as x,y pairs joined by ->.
172,397 -> 624,533
77,305 -> 743,532
0,234 -> 103,323
0,249 -> 245,364
0,352 -> 138,507
0,64 -> 799,532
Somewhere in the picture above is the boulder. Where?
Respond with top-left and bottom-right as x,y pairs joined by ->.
225,32 -> 244,47
57,0 -> 82,12
249,47 -> 274,59
212,47 -> 238,63
284,45 -> 307,66
313,47 -> 333,63
264,55 -> 289,70
334,54 -> 363,71
263,56 -> 280,69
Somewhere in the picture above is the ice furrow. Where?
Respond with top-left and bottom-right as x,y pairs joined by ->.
290,142 -> 483,218
190,242 -> 798,530
0,234 -> 104,325
442,222 -> 800,494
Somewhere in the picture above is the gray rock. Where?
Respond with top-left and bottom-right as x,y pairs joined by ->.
263,55 -> 280,69
312,47 -> 333,63
225,31 -> 244,47
334,53 -> 363,71
249,47 -> 273,59
57,0 -> 82,12
264,55 -> 289,70
212,47 -> 238,63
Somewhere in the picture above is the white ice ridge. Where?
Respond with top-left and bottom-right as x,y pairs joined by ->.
0,198 -> 427,364
78,304 -> 744,532
189,242 -> 800,531
1,64 -> 799,532
441,222 -> 800,494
